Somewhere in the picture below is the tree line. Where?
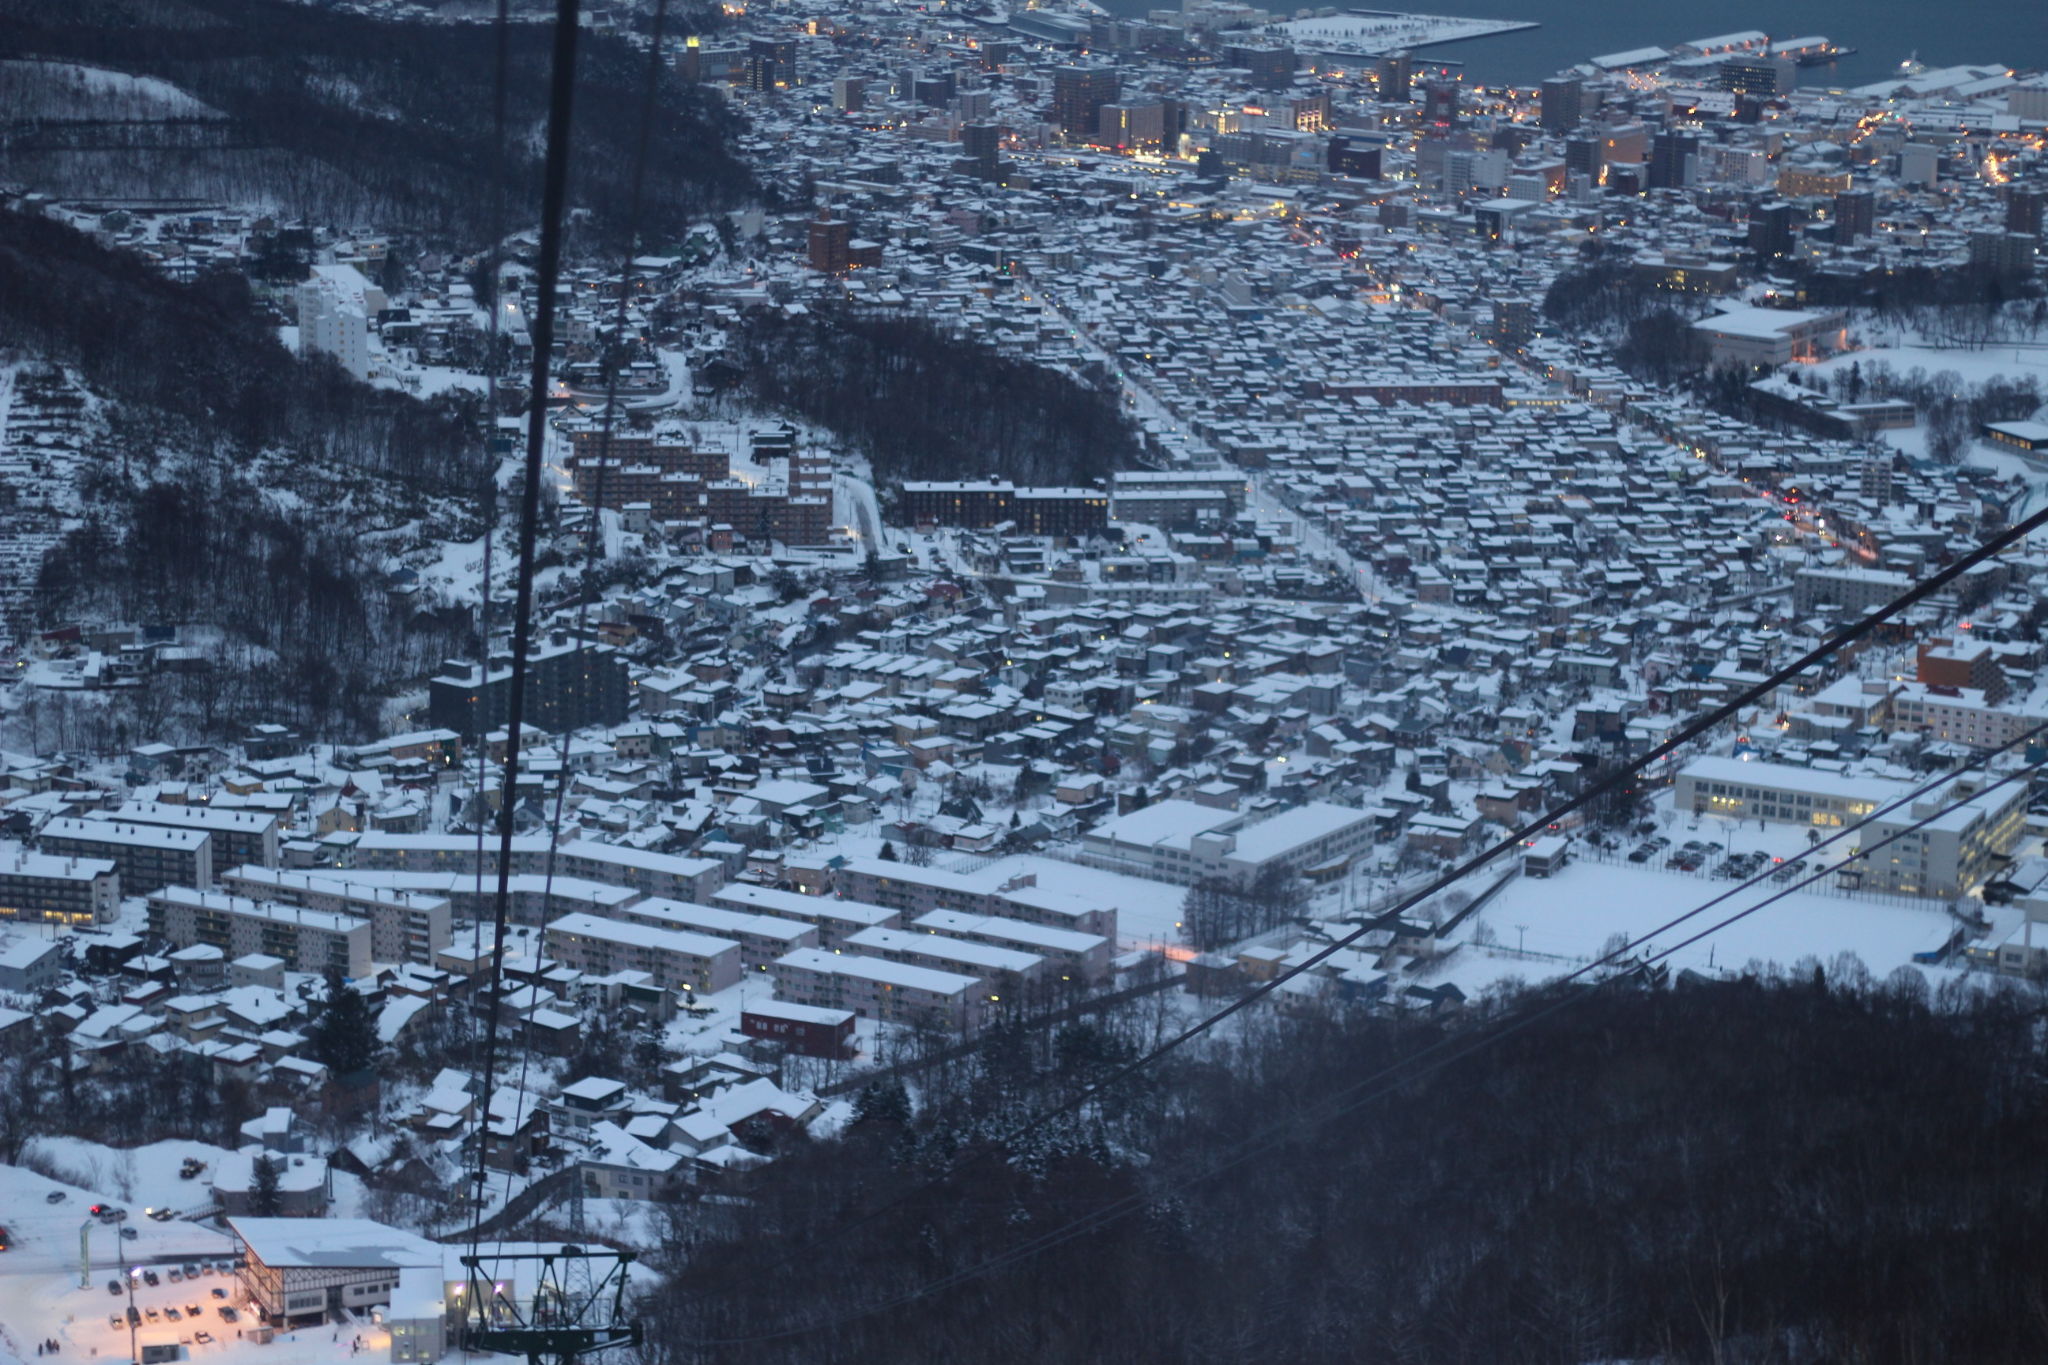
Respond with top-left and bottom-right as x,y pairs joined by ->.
0,0 -> 759,247
633,966 -> 2048,1365
0,210 -> 487,492
731,305 -> 1143,491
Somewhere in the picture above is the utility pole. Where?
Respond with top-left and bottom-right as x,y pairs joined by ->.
127,1255 -> 140,1365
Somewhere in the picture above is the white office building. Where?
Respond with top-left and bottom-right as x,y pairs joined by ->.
1078,799 -> 1375,885
1674,756 -> 2024,898
295,264 -> 384,380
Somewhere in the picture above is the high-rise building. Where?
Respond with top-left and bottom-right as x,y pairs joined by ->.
1492,297 -> 1535,351
1834,188 -> 1875,243
1859,450 -> 1894,506
744,36 -> 797,91
807,216 -> 850,273
1052,66 -> 1120,139
1377,51 -> 1412,102
1423,78 -> 1459,127
1748,200 -> 1794,259
1970,230 -> 2039,277
1098,102 -> 1166,149
1327,136 -> 1383,178
832,76 -> 865,112
1900,143 -> 1939,187
2009,186 -> 2047,237
428,640 -> 631,740
1564,134 -> 1600,181
1647,130 -> 1698,190
1220,42 -> 1297,91
1539,76 -> 1582,131
957,122 -> 1002,179
296,264 -> 382,381
1721,55 -> 1792,96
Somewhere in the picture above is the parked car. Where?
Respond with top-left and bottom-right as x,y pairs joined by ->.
217,1307 -> 238,1323
46,1190 -> 67,1204
126,1307 -> 140,1328
108,1280 -> 124,1296
185,1305 -> 202,1319
109,1315 -> 125,1330
143,1307 -> 159,1323
168,1269 -> 183,1283
209,1288 -> 227,1301
120,1227 -> 138,1240
164,1307 -> 181,1322
184,1264 -> 200,1279
194,1333 -> 213,1345
142,1270 -> 160,1287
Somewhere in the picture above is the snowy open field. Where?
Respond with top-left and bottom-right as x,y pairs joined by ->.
1424,857 -> 1960,999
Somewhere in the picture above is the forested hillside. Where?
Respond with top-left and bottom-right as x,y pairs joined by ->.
2,212 -> 485,743
0,0 -> 757,245
644,971 -> 2048,1365
732,307 -> 1143,491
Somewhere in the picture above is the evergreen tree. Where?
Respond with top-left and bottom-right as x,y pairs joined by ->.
311,970 -> 378,1076
851,1079 -> 911,1127
879,841 -> 898,862
250,1154 -> 283,1217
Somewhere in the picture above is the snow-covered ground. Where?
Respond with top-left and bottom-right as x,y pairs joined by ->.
1272,11 -> 1538,53
1818,339 -> 2048,392
1421,856 -> 1961,1000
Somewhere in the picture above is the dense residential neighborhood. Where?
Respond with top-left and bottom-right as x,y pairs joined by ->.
0,0 -> 2045,1360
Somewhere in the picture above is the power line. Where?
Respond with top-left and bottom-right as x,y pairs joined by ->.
701,730 -> 2048,1345
676,497 -> 2048,1298
506,0 -> 675,1242
470,0 -> 586,1256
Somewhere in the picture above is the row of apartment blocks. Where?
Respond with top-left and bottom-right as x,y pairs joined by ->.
900,480 -> 1110,539
30,799 -> 286,908
563,428 -> 834,547
218,867 -> 452,967
346,833 -> 726,905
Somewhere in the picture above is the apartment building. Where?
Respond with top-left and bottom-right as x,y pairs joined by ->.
40,817 -> 211,896
148,887 -> 374,979
1888,683 -> 2044,751
556,841 -> 725,905
771,947 -> 982,1032
352,833 -> 552,878
829,860 -> 1116,937
100,800 -> 281,869
708,883 -> 901,949
218,866 -> 452,966
544,911 -> 742,993
844,926 -> 1046,990
0,841 -> 119,925
616,898 -> 818,972
910,910 -> 1113,984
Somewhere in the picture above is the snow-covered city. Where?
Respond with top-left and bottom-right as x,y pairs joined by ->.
0,0 -> 2046,1359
